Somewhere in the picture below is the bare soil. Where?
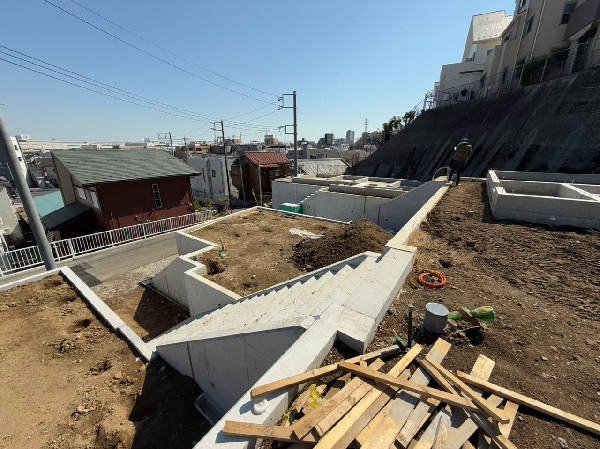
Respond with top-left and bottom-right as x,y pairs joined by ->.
193,211 -> 389,296
0,275 -> 209,449
292,220 -> 391,271
369,182 -> 600,449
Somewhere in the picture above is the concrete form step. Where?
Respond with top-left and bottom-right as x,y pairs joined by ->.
283,265 -> 357,320
245,271 -> 337,325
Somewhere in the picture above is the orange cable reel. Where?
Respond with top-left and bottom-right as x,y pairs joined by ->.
417,269 -> 447,288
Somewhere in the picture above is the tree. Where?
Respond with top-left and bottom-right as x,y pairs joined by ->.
382,116 -> 403,142
402,110 -> 416,126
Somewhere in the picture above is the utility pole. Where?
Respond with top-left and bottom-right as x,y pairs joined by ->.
0,116 -> 56,270
212,121 -> 232,208
279,91 -> 298,176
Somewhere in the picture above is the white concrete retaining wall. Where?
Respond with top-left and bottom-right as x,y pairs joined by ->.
271,180 -> 324,210
184,266 -> 241,316
358,180 -> 447,231
159,324 -> 307,413
301,191 -> 393,222
151,256 -> 199,308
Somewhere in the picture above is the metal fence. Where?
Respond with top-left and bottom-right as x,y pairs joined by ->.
429,36 -> 600,111
0,210 -> 212,277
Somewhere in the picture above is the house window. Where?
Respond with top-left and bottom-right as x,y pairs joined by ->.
76,186 -> 85,200
524,17 -> 534,36
211,170 -> 216,177
501,66 -> 509,84
152,183 -> 162,208
560,2 -> 577,25
270,170 -> 280,178
519,0 -> 527,9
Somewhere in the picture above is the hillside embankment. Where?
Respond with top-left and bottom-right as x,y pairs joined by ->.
356,69 -> 600,180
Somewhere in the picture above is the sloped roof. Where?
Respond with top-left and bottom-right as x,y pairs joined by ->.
52,150 -> 199,186
243,151 -> 291,166
40,202 -> 91,230
472,11 -> 513,42
33,190 -> 64,217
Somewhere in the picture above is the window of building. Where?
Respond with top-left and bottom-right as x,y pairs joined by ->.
270,170 -> 280,178
524,17 -> 534,36
560,2 -> 577,25
519,0 -> 527,9
76,186 -> 85,200
152,183 -> 162,208
211,170 -> 216,177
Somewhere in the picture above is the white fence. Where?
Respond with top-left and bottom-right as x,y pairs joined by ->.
0,211 -> 212,277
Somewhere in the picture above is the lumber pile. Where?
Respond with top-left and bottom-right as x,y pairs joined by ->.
224,339 -> 600,448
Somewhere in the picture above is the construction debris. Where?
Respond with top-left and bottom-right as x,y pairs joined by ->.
226,339 -> 600,448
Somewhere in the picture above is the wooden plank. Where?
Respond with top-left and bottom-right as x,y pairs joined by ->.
312,346 -> 423,449
498,401 -> 519,437
354,339 -> 452,449
419,363 -> 516,449
456,371 -> 600,436
430,362 -> 510,424
223,421 -> 317,443
433,413 -> 452,449
338,362 -> 483,413
314,345 -> 422,437
412,409 -> 452,449
290,358 -> 385,439
323,373 -> 351,400
250,344 -> 403,399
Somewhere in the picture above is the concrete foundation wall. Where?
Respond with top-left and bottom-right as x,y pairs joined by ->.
184,267 -> 241,316
158,325 -> 306,412
487,170 -> 600,230
271,181 -> 323,210
151,256 -> 198,307
300,191 -> 392,222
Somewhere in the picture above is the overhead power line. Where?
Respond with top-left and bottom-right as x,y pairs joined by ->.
42,0 -> 279,106
65,0 -> 278,98
0,48 -> 282,129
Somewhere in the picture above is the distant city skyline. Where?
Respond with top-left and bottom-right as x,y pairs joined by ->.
1,0 -> 514,143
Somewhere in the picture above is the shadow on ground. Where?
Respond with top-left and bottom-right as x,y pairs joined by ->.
133,287 -> 189,341
129,359 -> 211,449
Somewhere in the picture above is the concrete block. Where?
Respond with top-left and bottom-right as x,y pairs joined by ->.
185,267 -> 241,316
155,341 -> 194,377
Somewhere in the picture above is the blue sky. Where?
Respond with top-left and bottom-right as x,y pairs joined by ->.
0,0 -> 515,143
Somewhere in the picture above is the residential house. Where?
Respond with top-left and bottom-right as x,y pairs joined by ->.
230,152 -> 291,202
45,150 -> 198,238
436,10 -> 513,106
187,154 -> 239,203
0,184 -> 24,248
0,137 -> 28,187
485,0 -> 592,92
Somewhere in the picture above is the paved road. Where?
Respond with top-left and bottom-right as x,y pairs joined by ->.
0,231 -> 177,286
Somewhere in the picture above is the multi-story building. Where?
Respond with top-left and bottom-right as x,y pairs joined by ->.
346,130 -> 355,145
187,154 -> 238,203
436,10 -> 513,106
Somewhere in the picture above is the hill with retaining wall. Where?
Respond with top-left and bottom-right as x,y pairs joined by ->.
355,69 -> 600,180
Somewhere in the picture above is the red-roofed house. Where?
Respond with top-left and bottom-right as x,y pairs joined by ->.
231,151 -> 291,202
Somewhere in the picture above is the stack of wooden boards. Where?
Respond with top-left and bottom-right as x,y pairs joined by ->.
224,339 -> 600,448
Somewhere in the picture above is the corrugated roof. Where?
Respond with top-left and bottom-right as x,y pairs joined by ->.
243,151 -> 291,166
52,150 -> 200,186
40,202 -> 91,230
33,190 -> 64,217
472,11 -> 513,42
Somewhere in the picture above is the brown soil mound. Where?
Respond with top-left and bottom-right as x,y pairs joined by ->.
292,220 -> 391,271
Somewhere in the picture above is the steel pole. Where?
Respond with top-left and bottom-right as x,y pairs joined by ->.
293,91 -> 298,177
0,116 -> 56,270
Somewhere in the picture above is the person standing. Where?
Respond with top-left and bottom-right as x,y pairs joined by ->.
448,138 -> 472,186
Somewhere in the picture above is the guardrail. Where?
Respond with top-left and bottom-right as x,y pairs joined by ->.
0,210 -> 212,277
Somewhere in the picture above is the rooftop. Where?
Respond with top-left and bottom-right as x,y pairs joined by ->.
52,149 -> 199,186
242,151 -> 291,167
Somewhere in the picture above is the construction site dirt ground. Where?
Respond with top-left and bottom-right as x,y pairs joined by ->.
0,275 -> 209,449
192,210 -> 391,296
368,182 -> 600,449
